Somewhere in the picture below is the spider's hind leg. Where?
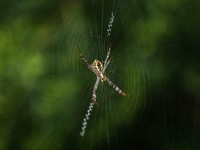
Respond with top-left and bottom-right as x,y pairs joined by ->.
105,76 -> 131,98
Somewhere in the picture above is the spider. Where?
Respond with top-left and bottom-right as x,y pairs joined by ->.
78,43 -> 130,104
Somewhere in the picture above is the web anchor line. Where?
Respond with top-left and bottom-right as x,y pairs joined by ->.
107,12 -> 115,37
80,102 -> 94,136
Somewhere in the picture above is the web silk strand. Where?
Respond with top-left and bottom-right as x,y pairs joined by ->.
80,102 -> 94,136
107,12 -> 115,37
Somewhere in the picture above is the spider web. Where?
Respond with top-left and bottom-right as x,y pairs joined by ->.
1,0 -> 198,150
44,1 -> 199,149
55,0 -> 152,149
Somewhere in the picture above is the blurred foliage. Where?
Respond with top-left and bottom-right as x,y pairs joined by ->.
0,0 -> 199,150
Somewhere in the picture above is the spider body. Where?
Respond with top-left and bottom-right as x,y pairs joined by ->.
78,43 -> 130,104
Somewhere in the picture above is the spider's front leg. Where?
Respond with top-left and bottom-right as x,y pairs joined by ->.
78,46 -> 92,70
78,46 -> 100,77
104,42 -> 111,67
103,58 -> 111,74
102,43 -> 112,74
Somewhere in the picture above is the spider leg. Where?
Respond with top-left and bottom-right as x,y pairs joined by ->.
92,77 -> 100,104
104,42 -> 111,67
102,58 -> 111,73
78,46 -> 93,70
105,76 -> 131,97
78,46 -> 102,78
78,46 -> 109,81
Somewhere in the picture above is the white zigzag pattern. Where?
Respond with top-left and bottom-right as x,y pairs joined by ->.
80,102 -> 94,136
107,12 -> 115,36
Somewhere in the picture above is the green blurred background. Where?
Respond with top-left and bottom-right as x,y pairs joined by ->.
0,0 -> 199,150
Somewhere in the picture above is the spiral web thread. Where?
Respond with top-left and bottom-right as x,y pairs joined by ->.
107,12 -> 114,36
80,102 -> 94,136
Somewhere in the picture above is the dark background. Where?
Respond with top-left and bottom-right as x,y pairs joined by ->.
0,0 -> 199,150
